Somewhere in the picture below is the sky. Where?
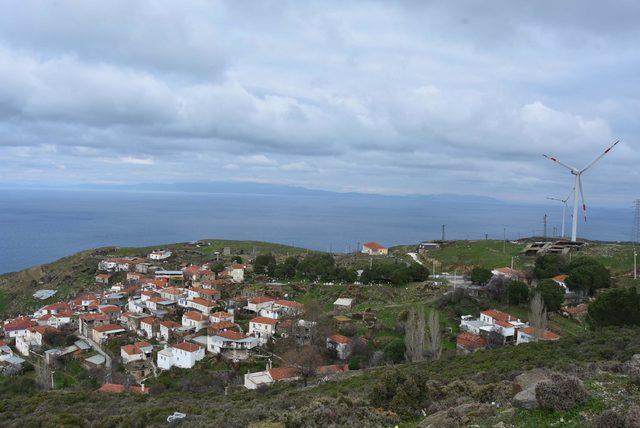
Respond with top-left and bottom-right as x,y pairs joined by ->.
0,1 -> 638,205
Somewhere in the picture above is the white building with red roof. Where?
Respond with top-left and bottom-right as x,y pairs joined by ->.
158,320 -> 182,342
92,324 -> 126,343
208,330 -> 258,360
157,342 -> 204,370
246,296 -> 276,313
516,327 -> 561,345
120,341 -> 153,363
139,316 -> 157,339
244,366 -> 300,389
182,311 -> 209,331
186,297 -> 217,315
249,317 -> 278,345
210,311 -> 234,324
326,334 -> 353,359
361,242 -> 388,256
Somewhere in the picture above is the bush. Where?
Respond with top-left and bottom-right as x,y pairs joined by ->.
588,287 -> 640,328
566,257 -> 611,295
534,254 -> 568,279
537,279 -> 565,312
597,409 -> 626,428
469,267 -> 492,286
507,281 -> 529,305
535,373 -> 589,411
383,338 -> 405,363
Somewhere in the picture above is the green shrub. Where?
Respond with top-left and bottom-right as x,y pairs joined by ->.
535,373 -> 589,411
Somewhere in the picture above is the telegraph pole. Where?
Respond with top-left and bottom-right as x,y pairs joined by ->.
441,224 -> 446,242
543,214 -> 548,239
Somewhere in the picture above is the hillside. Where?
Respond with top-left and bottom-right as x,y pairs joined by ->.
0,239 -> 310,316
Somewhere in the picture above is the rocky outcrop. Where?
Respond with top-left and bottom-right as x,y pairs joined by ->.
512,369 -> 551,410
418,402 -> 495,428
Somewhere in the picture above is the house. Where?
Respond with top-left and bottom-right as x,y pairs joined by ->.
78,313 -> 109,336
456,332 -> 487,354
186,297 -> 217,315
273,300 -> 304,317
208,330 -> 258,360
326,334 -> 353,359
157,342 -> 205,370
516,327 -> 561,345
95,273 -> 112,285
3,317 -> 36,338
186,287 -> 220,301
244,366 -> 300,389
491,267 -> 526,281
209,321 -> 240,334
333,298 -> 354,311
16,326 -> 58,356
146,296 -> 176,313
182,311 -> 208,331
210,311 -> 234,324
551,274 -> 568,289
249,317 -> 278,344
36,312 -> 72,328
362,242 -> 388,256
140,317 -> 157,339
149,249 -> 172,261
227,264 -> 246,283
120,341 -> 153,363
158,320 -> 182,342
246,296 -> 276,313
92,324 -> 126,343
317,363 -> 349,376
159,287 -> 184,301
99,305 -> 122,321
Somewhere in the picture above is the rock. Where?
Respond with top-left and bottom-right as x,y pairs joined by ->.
512,369 -> 552,410
419,402 -> 495,428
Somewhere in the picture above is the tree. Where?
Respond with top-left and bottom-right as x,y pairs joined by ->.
211,262 -> 225,274
427,310 -> 442,361
384,338 -> 405,363
469,267 -> 492,286
534,254 -> 568,279
297,253 -> 336,281
565,257 -> 611,295
529,292 -> 547,341
536,279 -> 565,312
254,254 -> 276,276
407,263 -> 430,282
231,255 -> 243,264
587,287 -> 640,328
404,309 -> 425,362
507,280 -> 530,305
282,345 -> 324,386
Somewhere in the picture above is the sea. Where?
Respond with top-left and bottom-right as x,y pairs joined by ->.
0,187 -> 634,274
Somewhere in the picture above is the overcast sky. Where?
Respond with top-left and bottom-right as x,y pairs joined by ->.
0,1 -> 638,205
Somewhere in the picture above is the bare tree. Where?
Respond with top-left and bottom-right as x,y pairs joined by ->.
428,310 -> 442,361
282,345 -> 324,386
34,359 -> 53,390
529,292 -> 547,341
404,309 -> 425,362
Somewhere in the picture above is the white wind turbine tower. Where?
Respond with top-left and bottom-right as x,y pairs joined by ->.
543,140 -> 620,242
546,192 -> 571,238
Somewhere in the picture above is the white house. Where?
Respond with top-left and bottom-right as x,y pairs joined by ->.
140,317 -> 157,339
210,311 -> 234,324
186,287 -> 220,301
186,298 -> 217,315
3,318 -> 36,338
159,287 -> 184,301
120,341 -> 153,363
157,342 -> 204,370
149,249 -> 172,260
333,298 -> 354,311
246,296 -> 276,313
362,242 -> 388,256
249,317 -> 278,345
36,313 -> 72,328
182,311 -> 209,331
244,366 -> 300,389
92,324 -> 126,343
227,264 -> 246,283
16,326 -> 57,356
516,327 -> 561,345
207,330 -> 258,359
326,334 -> 353,360
158,320 -> 182,342
491,267 -> 526,281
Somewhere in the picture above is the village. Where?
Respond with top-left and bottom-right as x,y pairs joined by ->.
0,239 -> 604,399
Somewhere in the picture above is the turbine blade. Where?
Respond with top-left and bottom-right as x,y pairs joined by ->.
578,176 -> 587,222
542,154 -> 578,172
581,140 -> 620,173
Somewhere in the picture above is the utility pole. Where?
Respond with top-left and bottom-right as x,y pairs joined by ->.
485,233 -> 488,240
441,224 -> 446,242
633,200 -> 640,280
503,227 -> 506,254
543,214 -> 548,239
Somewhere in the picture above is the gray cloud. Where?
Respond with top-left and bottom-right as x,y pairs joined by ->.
0,1 -> 638,204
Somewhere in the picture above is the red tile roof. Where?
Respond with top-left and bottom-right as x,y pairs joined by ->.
98,383 -> 126,393
4,318 -> 36,332
363,242 -> 386,250
248,296 -> 275,305
216,330 -> 246,340
268,367 -> 299,381
141,317 -> 156,325
209,321 -> 238,331
79,313 -> 109,322
210,311 -> 233,319
93,324 -> 125,333
519,327 -> 561,341
159,320 -> 181,328
552,274 -> 568,282
457,332 -> 487,349
184,311 -> 208,322
317,364 -> 349,375
275,299 -> 304,309
481,309 -> 516,323
250,316 -> 278,325
328,334 -> 351,345
173,342 -> 202,353
188,297 -> 217,308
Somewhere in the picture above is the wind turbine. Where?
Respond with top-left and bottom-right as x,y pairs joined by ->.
543,140 -> 620,242
546,192 -> 571,238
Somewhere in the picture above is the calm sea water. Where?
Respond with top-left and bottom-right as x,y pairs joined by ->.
0,189 -> 633,274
